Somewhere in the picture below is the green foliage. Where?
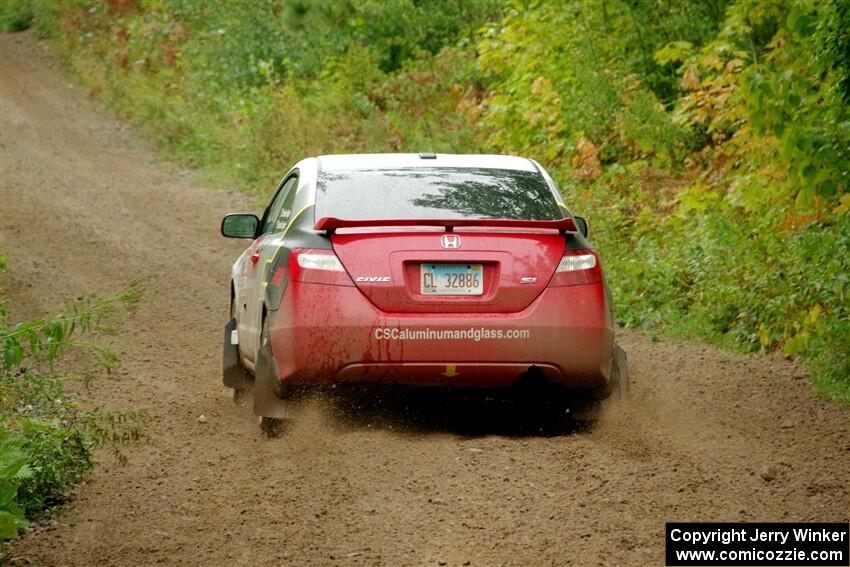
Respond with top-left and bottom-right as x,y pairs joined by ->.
29,0 -> 850,402
37,0 -> 492,193
0,0 -> 33,32
2,279 -> 144,372
813,0 -> 850,104
164,0 -> 500,88
0,0 -> 64,36
0,430 -> 29,540
738,2 -> 850,207
0,260 -> 146,540
12,419 -> 94,517
474,0 -> 726,164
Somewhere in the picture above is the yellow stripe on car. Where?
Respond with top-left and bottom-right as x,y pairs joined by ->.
268,204 -> 314,266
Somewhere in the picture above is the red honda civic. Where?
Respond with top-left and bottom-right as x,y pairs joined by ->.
221,153 -> 628,434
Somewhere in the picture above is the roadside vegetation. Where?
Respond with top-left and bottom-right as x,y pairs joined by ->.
0,253 -> 146,542
3,0 -> 847,402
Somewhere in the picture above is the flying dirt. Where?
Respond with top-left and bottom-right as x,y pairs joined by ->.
1,31 -> 848,567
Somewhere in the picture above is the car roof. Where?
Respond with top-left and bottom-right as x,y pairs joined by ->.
316,153 -> 537,172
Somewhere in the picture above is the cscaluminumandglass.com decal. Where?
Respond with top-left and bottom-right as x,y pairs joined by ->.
666,523 -> 849,566
374,327 -> 531,341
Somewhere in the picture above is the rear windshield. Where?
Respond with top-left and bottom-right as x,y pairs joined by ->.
316,167 -> 561,221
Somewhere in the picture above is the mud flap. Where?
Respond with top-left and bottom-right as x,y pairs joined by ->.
223,318 -> 251,390
614,343 -> 630,398
593,343 -> 629,401
604,343 -> 629,400
252,335 -> 292,420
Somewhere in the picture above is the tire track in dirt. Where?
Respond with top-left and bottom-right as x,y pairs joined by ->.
2,31 -> 848,567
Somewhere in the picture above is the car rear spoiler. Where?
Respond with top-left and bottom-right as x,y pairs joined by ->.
314,216 -> 579,234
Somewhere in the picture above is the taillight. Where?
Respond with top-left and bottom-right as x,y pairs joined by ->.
289,249 -> 354,286
548,250 -> 602,287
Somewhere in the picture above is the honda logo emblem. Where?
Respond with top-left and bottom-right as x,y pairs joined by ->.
440,234 -> 461,249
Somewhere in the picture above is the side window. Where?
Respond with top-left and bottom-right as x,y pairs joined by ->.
261,176 -> 298,234
272,180 -> 298,233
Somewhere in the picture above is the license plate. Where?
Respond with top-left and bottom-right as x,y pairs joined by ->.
420,263 -> 483,295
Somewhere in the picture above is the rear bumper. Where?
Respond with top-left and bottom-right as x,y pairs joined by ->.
268,281 -> 614,389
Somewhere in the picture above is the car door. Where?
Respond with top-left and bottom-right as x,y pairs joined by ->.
239,173 -> 299,362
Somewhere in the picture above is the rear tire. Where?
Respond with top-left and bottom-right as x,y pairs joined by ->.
259,416 -> 286,438
570,397 -> 601,423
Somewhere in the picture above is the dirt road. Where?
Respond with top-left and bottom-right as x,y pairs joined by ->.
1,31 -> 848,567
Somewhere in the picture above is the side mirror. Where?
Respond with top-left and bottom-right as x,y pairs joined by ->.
221,214 -> 259,239
574,216 -> 589,237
